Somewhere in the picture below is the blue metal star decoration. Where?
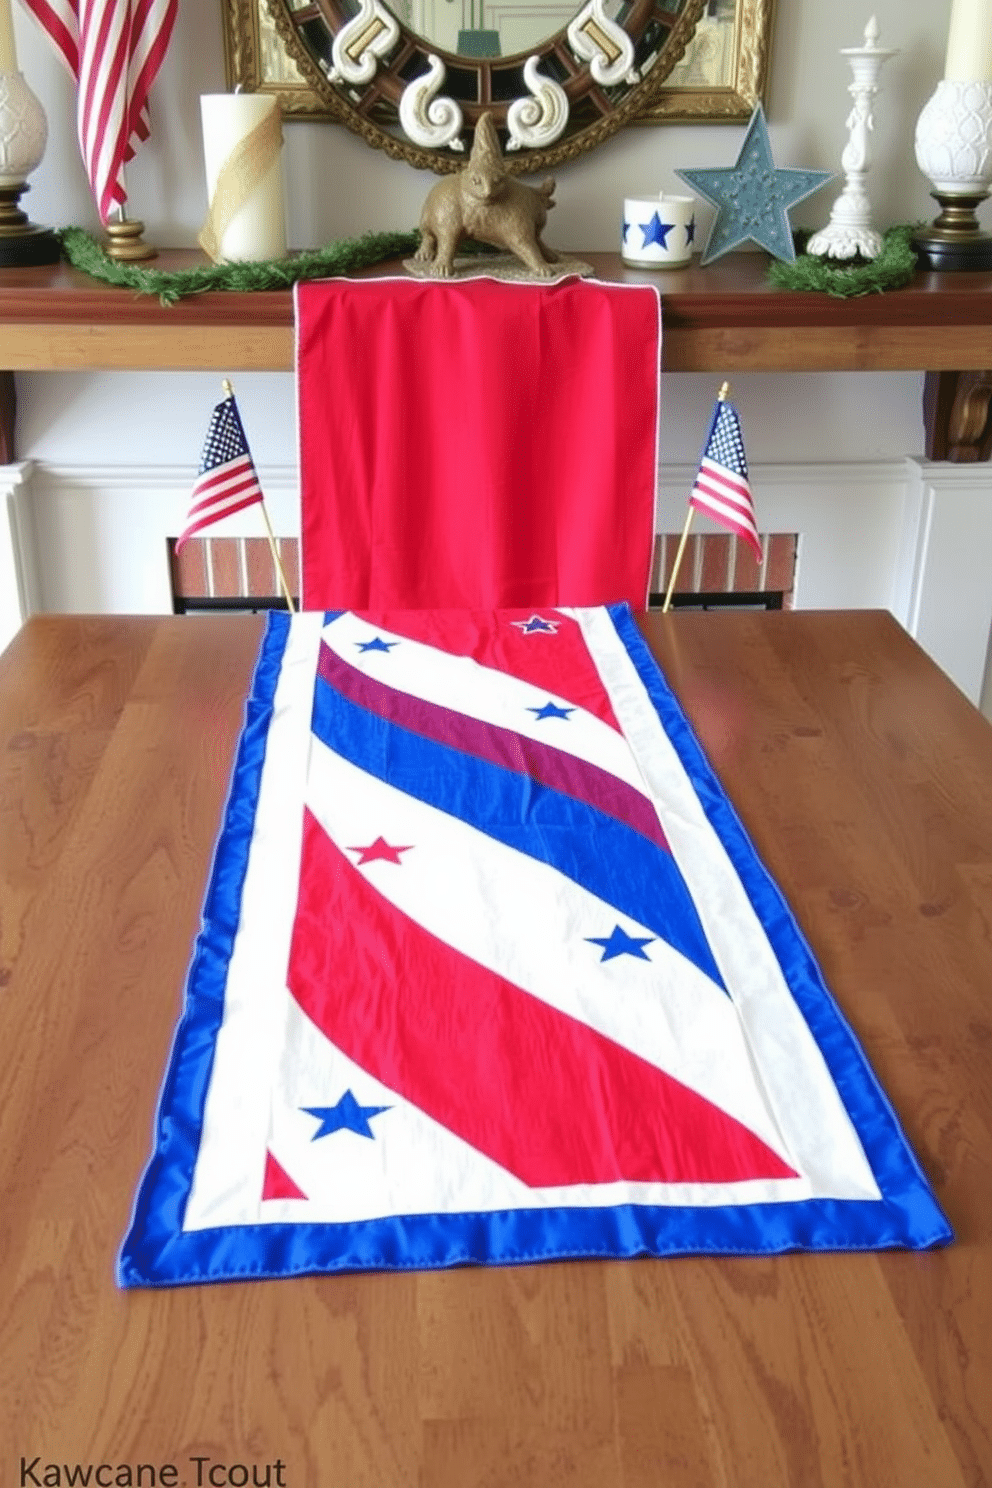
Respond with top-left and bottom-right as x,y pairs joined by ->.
676,105 -> 833,266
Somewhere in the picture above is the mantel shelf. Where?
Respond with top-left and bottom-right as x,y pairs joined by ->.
2,250 -> 991,460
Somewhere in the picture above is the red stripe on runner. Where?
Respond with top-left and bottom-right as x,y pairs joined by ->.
288,810 -> 796,1188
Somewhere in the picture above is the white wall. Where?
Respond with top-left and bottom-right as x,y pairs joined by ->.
4,0 -> 992,708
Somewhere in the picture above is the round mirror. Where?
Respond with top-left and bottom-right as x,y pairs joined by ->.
410,0 -> 576,62
266,0 -> 708,173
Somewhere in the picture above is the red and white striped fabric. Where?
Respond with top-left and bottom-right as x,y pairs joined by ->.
19,0 -> 178,223
175,390 -> 264,552
689,395 -> 762,561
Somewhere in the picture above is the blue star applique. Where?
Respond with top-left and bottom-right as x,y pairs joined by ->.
512,615 -> 560,634
587,925 -> 655,962
528,700 -> 575,721
676,104 -> 833,265
356,636 -> 398,654
639,212 -> 674,250
303,1092 -> 391,1140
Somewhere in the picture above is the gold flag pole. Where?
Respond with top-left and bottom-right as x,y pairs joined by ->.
260,502 -> 297,615
222,379 -> 296,614
661,381 -> 730,614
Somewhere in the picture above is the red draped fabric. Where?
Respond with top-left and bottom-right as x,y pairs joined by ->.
295,276 -> 661,611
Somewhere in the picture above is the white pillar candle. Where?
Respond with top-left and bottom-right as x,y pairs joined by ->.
200,93 -> 287,263
944,0 -> 992,82
0,0 -> 19,74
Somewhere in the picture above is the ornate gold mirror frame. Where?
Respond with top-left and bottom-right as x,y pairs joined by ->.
640,0 -> 775,123
220,0 -> 774,173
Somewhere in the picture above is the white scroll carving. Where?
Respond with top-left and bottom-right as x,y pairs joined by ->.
567,0 -> 639,87
506,57 -> 570,150
329,0 -> 400,87
398,55 -> 466,151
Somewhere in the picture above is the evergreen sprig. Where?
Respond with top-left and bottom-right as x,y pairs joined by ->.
767,225 -> 921,298
58,226 -> 421,305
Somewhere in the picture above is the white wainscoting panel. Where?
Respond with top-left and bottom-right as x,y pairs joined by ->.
903,459 -> 992,707
0,463 -> 35,655
20,464 -> 300,616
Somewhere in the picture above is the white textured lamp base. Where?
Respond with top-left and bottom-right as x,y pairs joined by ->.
0,71 -> 60,267
914,80 -> 992,271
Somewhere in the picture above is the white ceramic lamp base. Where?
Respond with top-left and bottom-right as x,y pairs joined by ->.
913,79 -> 992,270
0,70 -> 60,267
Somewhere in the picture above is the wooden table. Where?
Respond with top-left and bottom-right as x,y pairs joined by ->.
1,250 -> 991,462
1,610 -> 990,1488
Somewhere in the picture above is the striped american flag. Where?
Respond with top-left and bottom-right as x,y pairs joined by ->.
689,396 -> 762,561
175,392 -> 264,552
20,0 -> 178,224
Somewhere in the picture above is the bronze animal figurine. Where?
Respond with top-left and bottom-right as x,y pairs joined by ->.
413,113 -> 558,279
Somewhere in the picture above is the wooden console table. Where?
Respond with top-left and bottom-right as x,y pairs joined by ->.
3,608 -> 991,1488
1,249 -> 991,463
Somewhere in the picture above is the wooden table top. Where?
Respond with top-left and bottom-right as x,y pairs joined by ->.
1,609 -> 991,1488
2,250 -> 992,372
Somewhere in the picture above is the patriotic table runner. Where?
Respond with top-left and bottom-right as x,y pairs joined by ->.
295,277 -> 659,613
119,606 -> 950,1287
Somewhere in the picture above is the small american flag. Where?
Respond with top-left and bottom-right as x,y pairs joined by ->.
689,397 -> 761,561
176,391 -> 264,552
20,0 -> 178,224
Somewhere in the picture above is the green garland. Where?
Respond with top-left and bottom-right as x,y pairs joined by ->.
767,224 -> 921,297
60,221 -> 922,303
58,226 -> 421,305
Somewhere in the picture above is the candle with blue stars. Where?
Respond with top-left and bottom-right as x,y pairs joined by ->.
621,193 -> 698,268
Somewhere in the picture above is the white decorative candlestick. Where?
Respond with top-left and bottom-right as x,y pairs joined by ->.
0,0 -> 61,267
913,0 -> 992,269
807,16 -> 897,260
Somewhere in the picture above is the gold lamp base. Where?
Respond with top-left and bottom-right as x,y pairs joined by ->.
0,182 -> 61,267
103,217 -> 158,262
914,191 -> 992,271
